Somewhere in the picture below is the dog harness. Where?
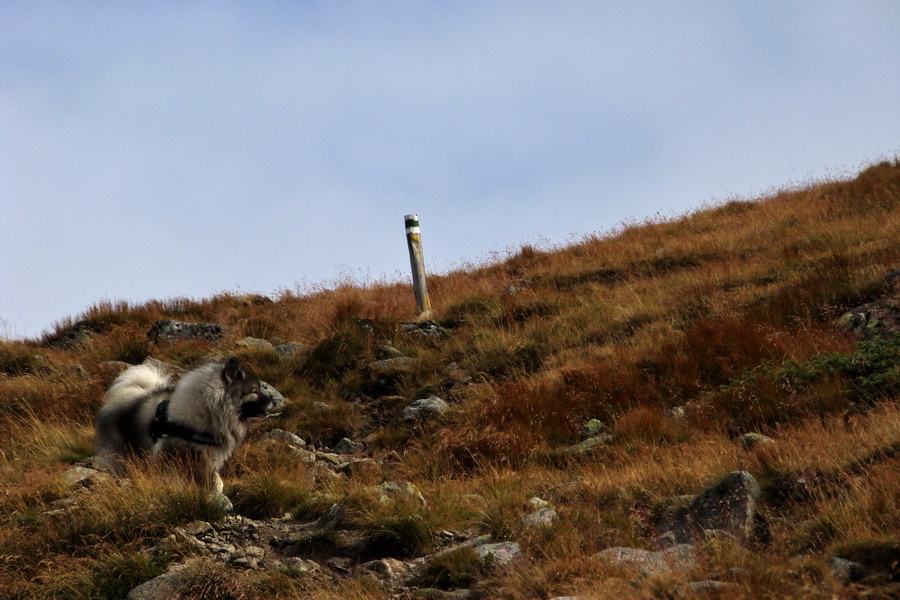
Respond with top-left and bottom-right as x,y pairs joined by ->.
149,399 -> 221,446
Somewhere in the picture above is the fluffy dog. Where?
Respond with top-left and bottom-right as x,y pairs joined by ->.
95,357 -> 281,494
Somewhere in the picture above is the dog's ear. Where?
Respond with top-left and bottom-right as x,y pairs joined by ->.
222,357 -> 243,384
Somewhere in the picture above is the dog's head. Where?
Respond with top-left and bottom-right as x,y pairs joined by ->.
222,357 -> 285,420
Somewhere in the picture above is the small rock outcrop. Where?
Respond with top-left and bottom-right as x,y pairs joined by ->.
739,432 -> 775,451
148,320 -> 224,343
563,434 -> 613,455
403,397 -> 449,423
655,471 -> 761,545
594,544 -> 698,576
837,269 -> 900,340
401,321 -> 449,339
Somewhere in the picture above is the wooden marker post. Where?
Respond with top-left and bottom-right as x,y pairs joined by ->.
404,213 -> 432,316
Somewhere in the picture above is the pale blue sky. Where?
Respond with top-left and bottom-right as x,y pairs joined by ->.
3,1 -> 899,338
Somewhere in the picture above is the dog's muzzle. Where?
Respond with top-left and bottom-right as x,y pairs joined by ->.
241,382 -> 286,420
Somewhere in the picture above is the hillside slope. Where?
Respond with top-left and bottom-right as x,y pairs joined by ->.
2,160 -> 900,599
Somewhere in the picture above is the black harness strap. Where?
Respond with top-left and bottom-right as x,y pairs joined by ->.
149,399 -> 221,446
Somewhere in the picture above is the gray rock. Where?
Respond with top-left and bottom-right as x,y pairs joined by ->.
377,345 -> 407,359
259,381 -> 286,411
564,434 -> 613,455
739,432 -> 775,451
521,507 -> 557,528
127,560 -> 199,600
594,544 -> 698,576
527,497 -> 551,510
62,466 -> 110,489
211,491 -> 234,513
474,541 -> 523,570
656,471 -> 761,545
829,556 -> 863,583
357,557 -> 411,584
279,557 -> 320,574
401,321 -> 449,338
147,319 -> 223,343
49,322 -> 95,348
370,356 -> 414,374
580,418 -> 608,439
377,481 -> 427,506
314,502 -> 346,530
403,396 -> 449,422
333,438 -> 365,455
274,342 -> 306,361
837,294 -> 900,341
262,429 -> 307,449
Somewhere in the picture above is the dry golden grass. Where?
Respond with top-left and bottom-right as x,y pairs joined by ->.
2,160 -> 900,598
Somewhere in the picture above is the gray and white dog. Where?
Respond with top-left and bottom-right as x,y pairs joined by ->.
95,357 -> 282,494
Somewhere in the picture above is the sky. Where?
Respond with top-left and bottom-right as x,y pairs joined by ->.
2,1 -> 900,340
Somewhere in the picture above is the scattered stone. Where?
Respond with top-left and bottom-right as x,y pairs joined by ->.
401,321 -> 449,338
48,322 -> 95,348
377,481 -> 427,506
147,319 -> 224,343
655,471 -> 761,545
212,491 -> 234,513
315,452 -> 346,467
262,429 -> 307,449
357,557 -> 411,584
62,466 -> 110,489
829,556 -> 863,583
377,345 -> 407,359
403,396 -> 449,423
521,506 -> 557,528
739,432 -> 775,451
279,557 -> 320,574
837,287 -> 900,341
474,541 -> 523,570
370,356 -> 414,374
236,337 -> 274,350
274,342 -> 306,361
314,502 -> 347,530
80,455 -> 114,472
333,438 -> 365,455
667,406 -> 687,420
563,434 -> 613,455
594,544 -> 698,576
527,497 -> 551,510
182,521 -> 213,537
579,418 -> 608,439
127,560 -> 200,600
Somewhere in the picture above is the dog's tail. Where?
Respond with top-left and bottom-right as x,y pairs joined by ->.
103,363 -> 171,407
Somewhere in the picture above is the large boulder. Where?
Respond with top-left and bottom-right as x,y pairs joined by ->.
655,471 -> 761,545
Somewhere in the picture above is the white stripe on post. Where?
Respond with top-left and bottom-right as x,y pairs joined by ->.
404,213 -> 432,316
